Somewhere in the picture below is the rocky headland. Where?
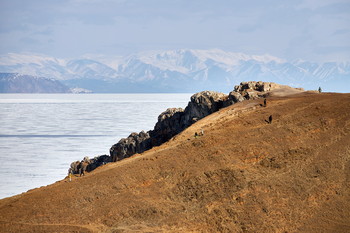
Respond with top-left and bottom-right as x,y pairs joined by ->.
70,81 -> 303,174
1,82 -> 349,232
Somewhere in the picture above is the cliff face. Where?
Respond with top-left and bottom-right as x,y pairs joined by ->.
1,89 -> 349,233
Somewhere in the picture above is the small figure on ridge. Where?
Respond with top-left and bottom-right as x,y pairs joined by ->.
268,115 -> 273,124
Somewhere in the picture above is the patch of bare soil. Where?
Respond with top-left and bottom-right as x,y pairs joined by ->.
1,92 -> 350,233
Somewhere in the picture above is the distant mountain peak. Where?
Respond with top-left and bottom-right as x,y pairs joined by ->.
137,49 -> 287,76
0,73 -> 71,93
0,52 -> 66,66
0,49 -> 349,93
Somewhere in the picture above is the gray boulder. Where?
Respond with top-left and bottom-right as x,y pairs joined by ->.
234,81 -> 289,100
110,131 -> 151,162
183,91 -> 228,123
224,91 -> 244,106
86,155 -> 112,172
234,81 -> 291,93
68,156 -> 92,175
151,108 -> 185,146
244,90 -> 260,100
68,161 -> 81,175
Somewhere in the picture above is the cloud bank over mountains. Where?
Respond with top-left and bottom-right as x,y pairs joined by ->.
0,0 -> 349,62
1,49 -> 349,93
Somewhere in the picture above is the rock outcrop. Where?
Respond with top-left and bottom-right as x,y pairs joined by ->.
234,81 -> 282,93
110,91 -> 228,162
73,81 -> 304,173
150,91 -> 228,147
150,108 -> 185,147
86,155 -> 112,171
69,155 -> 111,174
184,91 -> 227,123
110,131 -> 151,162
224,91 -> 244,106
233,81 -> 299,100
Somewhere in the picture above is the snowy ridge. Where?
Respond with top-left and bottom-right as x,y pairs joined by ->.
129,49 -> 286,73
0,49 -> 349,92
0,53 -> 68,80
0,53 -> 66,66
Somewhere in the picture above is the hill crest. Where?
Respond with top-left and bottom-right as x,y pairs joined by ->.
0,87 -> 349,232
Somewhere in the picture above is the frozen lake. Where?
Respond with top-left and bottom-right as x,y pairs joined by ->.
0,93 -> 191,199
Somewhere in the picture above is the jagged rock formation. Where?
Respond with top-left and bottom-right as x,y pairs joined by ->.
110,91 -> 228,162
69,155 -> 111,174
150,108 -> 185,147
150,91 -> 228,147
234,81 -> 290,99
75,81 -> 303,172
225,91 -> 245,106
86,155 -> 111,171
110,131 -> 151,162
185,91 -> 228,121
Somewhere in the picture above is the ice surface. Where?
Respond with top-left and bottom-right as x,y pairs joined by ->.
0,93 -> 191,199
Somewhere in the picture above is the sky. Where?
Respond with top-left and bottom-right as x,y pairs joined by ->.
0,0 -> 349,62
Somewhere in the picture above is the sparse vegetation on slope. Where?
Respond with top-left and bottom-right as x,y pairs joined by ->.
0,89 -> 349,233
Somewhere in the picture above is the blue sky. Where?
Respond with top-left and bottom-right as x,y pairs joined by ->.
0,0 -> 349,62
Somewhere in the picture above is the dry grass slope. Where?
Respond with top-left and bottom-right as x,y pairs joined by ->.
0,91 -> 350,232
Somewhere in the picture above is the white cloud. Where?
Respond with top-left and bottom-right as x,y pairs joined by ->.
297,0 -> 349,9
0,0 -> 349,62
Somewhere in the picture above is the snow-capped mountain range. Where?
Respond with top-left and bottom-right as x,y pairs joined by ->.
0,49 -> 349,93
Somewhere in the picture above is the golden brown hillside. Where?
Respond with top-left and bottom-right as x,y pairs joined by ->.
1,91 -> 350,232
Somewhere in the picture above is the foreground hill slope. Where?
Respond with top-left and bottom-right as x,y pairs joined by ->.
1,91 -> 350,232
